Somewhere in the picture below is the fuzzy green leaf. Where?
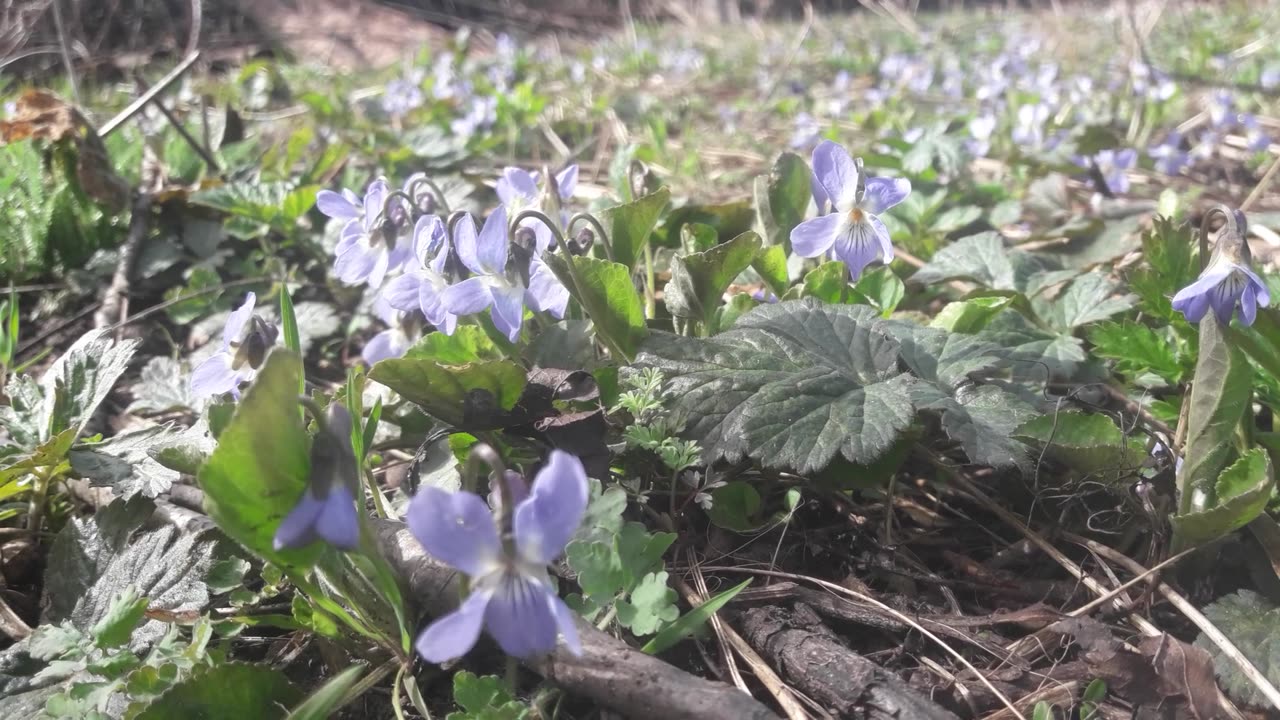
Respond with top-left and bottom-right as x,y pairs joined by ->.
134,662 -> 301,720
1172,448 -> 1274,545
369,358 -> 527,430
542,253 -> 648,362
1195,590 -> 1280,708
598,187 -> 670,272
665,231 -> 762,327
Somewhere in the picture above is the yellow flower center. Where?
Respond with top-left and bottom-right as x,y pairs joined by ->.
848,208 -> 865,224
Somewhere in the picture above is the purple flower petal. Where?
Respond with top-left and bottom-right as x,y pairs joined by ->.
861,177 -> 912,215
382,272 -> 425,314
483,574 -> 560,658
1242,283 -> 1259,326
366,248 -> 392,289
790,213 -> 842,258
811,140 -> 859,211
489,284 -> 526,342
414,215 -> 447,266
316,485 -> 359,549
834,218 -> 890,280
334,239 -> 380,285
190,352 -> 240,398
222,292 -> 257,349
514,450 -> 589,566
476,206 -> 510,275
526,260 -> 569,319
363,178 -> 389,224
811,174 -> 830,215
453,214 -> 484,275
497,167 -> 539,206
556,165 -> 579,200
273,490 -> 324,550
406,487 -> 503,577
443,277 -> 495,316
362,329 -> 400,365
550,594 -> 582,656
1240,265 -> 1272,306
416,590 -> 491,663
335,220 -> 362,256
316,190 -> 360,220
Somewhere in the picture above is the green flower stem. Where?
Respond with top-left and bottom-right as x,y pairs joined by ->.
643,242 -> 657,319
25,465 -> 54,535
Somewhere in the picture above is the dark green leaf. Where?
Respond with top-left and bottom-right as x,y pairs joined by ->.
1034,272 -> 1136,330
284,665 -> 365,720
752,244 -> 790,298
1180,317 -> 1253,522
1194,590 -> 1280,707
665,231 -> 762,327
911,232 -> 1055,292
134,662 -> 301,720
1013,412 -> 1147,481
801,261 -> 852,304
754,152 -> 810,249
368,358 -> 526,429
1088,320 -> 1184,384
706,482 -> 762,531
656,199 -> 755,250
632,300 -> 915,473
597,187 -> 669,272
851,266 -> 905,316
1172,449 -> 1274,545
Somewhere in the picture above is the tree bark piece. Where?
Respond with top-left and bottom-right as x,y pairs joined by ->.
739,604 -> 959,720
374,520 -> 779,720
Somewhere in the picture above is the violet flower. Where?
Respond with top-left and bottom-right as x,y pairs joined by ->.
1240,114 -> 1271,152
383,215 -> 458,335
190,292 -> 279,400
1092,149 -> 1137,194
274,404 -> 360,551
362,296 -> 423,366
408,450 -> 588,661
332,178 -> 412,289
967,112 -> 997,157
1012,104 -> 1050,149
1148,133 -> 1191,175
441,207 -> 568,342
791,140 -> 911,280
788,112 -> 821,150
1172,209 -> 1271,326
496,165 -> 578,253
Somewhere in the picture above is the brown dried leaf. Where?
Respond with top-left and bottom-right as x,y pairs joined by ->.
0,89 -> 129,212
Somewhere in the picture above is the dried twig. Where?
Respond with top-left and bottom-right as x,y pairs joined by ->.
686,551 -> 749,693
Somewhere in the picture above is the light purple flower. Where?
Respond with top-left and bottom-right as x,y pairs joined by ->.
362,296 -> 423,366
408,450 -> 589,662
496,165 -> 578,253
441,207 -> 569,342
1149,133 -> 1190,175
1173,214 -> 1271,327
967,112 -> 997,157
1208,90 -> 1234,128
789,112 -> 821,150
790,140 -> 910,280
274,404 -> 360,551
383,215 -> 458,335
332,179 -> 412,289
190,292 -> 279,400
1012,104 -> 1050,148
382,76 -> 424,116
1092,148 -> 1137,194
1240,114 -> 1271,152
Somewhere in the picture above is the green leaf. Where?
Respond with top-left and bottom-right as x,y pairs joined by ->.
712,293 -> 758,334
597,187 -> 669,272
642,578 -> 751,655
542,253 -> 648,362
404,325 -> 502,364
851,266 -> 905,316
929,205 -> 982,234
42,329 -> 140,438
1179,316 -> 1253,522
190,180 -> 295,223
977,310 -> 1087,380
706,482 -> 762,531
126,357 -> 197,414
280,185 -> 320,225
1034,272 -> 1136,330
754,152 -> 810,249
801,261 -> 852,303
206,557 -> 251,595
90,588 -> 149,649
656,199 -> 755,250
911,232 -> 1055,292
1194,590 -> 1280,708
1088,320 -> 1184,384
369,358 -> 526,430
134,662 -> 302,720
752,244 -> 790,298
449,671 -> 528,720
565,540 -> 625,600
1013,412 -> 1147,481
28,623 -> 86,661
69,425 -> 181,499
930,296 -> 1013,333
197,349 -> 319,567
885,322 -> 1038,467
279,286 -> 302,356
1172,449 -> 1275,545
617,571 -> 679,635
284,665 -> 365,720
664,231 -> 762,327
633,300 -> 916,473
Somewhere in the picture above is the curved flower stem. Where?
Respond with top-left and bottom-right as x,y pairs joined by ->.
1196,203 -> 1247,271
446,210 -> 471,244
372,190 -> 415,234
511,208 -> 567,250
406,176 -> 451,215
566,212 -> 614,262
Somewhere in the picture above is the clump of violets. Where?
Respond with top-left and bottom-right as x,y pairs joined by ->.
408,449 -> 588,661
1172,207 -> 1271,326
274,404 -> 361,551
496,164 -> 579,252
792,140 -> 911,280
190,292 -> 279,400
319,178 -> 412,289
